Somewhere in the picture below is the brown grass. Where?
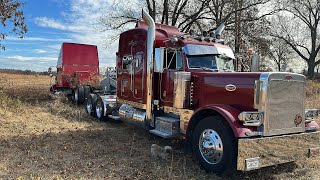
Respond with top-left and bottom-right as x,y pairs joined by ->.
0,73 -> 319,179
306,81 -> 320,112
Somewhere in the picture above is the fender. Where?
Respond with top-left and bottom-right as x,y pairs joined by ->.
187,104 -> 256,138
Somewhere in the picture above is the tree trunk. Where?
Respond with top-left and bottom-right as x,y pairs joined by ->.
161,0 -> 169,24
277,63 -> 281,71
234,0 -> 243,53
307,63 -> 315,79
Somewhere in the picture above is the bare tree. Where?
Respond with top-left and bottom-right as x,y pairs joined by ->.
271,0 -> 320,78
0,0 -> 28,50
97,0 -> 212,47
99,0 -> 211,32
98,0 -> 276,50
205,0 -> 277,52
267,38 -> 292,71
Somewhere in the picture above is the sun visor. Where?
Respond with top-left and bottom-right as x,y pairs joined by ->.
183,44 -> 235,59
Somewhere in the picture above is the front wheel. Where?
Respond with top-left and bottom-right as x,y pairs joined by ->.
192,116 -> 237,175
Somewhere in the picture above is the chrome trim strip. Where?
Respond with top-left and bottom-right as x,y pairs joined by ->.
117,98 -> 146,110
254,80 -> 261,109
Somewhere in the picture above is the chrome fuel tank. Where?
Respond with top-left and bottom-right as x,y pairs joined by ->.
119,104 -> 147,128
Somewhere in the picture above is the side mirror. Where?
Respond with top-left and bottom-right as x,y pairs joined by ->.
154,48 -> 165,73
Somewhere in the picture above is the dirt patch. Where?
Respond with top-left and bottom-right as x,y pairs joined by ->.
0,73 -> 319,179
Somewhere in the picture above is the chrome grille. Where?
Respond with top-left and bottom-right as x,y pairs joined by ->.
263,76 -> 306,136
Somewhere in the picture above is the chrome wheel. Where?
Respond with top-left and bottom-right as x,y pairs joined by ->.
199,129 -> 223,165
86,99 -> 92,114
96,101 -> 103,118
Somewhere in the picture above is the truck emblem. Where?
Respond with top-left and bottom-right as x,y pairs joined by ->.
225,84 -> 236,92
294,114 -> 303,127
285,75 -> 292,80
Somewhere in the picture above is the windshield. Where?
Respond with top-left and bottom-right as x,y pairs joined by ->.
187,54 -> 235,71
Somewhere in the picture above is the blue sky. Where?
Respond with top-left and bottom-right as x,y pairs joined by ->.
0,0 -> 120,72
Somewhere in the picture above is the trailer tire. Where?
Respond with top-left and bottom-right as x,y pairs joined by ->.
85,94 -> 98,117
49,86 -> 54,93
84,86 -> 91,99
95,96 -> 107,121
192,116 -> 237,175
74,86 -> 85,105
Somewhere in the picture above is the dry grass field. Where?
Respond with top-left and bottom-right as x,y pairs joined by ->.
0,73 -> 319,179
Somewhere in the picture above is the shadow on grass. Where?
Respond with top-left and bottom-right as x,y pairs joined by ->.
0,122 -> 307,180
0,126 -> 201,179
0,88 -> 312,179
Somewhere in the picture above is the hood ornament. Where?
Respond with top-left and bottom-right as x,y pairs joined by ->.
294,114 -> 303,127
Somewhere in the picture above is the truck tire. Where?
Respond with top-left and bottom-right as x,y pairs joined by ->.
85,94 -> 98,117
74,86 -> 85,104
84,86 -> 91,99
95,96 -> 107,121
192,116 -> 237,175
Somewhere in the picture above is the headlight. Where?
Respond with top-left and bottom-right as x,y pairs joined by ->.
238,111 -> 264,126
305,109 -> 320,122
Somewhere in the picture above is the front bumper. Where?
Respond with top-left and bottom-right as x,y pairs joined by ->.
237,131 -> 320,171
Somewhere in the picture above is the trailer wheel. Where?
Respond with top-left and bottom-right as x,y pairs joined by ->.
85,94 -> 98,117
74,86 -> 85,104
95,96 -> 107,121
192,116 -> 237,175
84,86 -> 91,99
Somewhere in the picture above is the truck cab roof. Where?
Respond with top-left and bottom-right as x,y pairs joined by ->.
131,21 -> 228,49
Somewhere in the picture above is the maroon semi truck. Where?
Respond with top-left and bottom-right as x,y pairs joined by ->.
85,10 -> 320,173
50,42 -> 100,104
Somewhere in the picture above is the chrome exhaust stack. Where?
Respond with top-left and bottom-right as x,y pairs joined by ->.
142,9 -> 155,121
214,22 -> 225,39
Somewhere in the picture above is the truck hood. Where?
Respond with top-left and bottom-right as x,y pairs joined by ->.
192,71 -> 262,85
191,71 -> 262,111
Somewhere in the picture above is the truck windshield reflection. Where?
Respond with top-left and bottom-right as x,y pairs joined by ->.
187,54 -> 235,71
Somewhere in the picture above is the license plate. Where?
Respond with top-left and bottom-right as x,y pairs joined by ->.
245,157 -> 260,171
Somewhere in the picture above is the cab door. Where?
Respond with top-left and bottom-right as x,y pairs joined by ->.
159,48 -> 183,106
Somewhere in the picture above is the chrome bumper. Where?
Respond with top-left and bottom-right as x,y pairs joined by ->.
237,131 -> 320,171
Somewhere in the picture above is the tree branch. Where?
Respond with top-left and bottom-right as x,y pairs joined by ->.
271,34 -> 309,61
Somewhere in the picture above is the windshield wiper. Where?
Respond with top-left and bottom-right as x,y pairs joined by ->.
223,68 -> 233,72
190,67 -> 216,71
201,67 -> 216,71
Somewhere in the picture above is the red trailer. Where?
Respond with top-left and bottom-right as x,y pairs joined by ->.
50,42 -> 100,104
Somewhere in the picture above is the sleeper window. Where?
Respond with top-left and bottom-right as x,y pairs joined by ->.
165,49 -> 183,70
